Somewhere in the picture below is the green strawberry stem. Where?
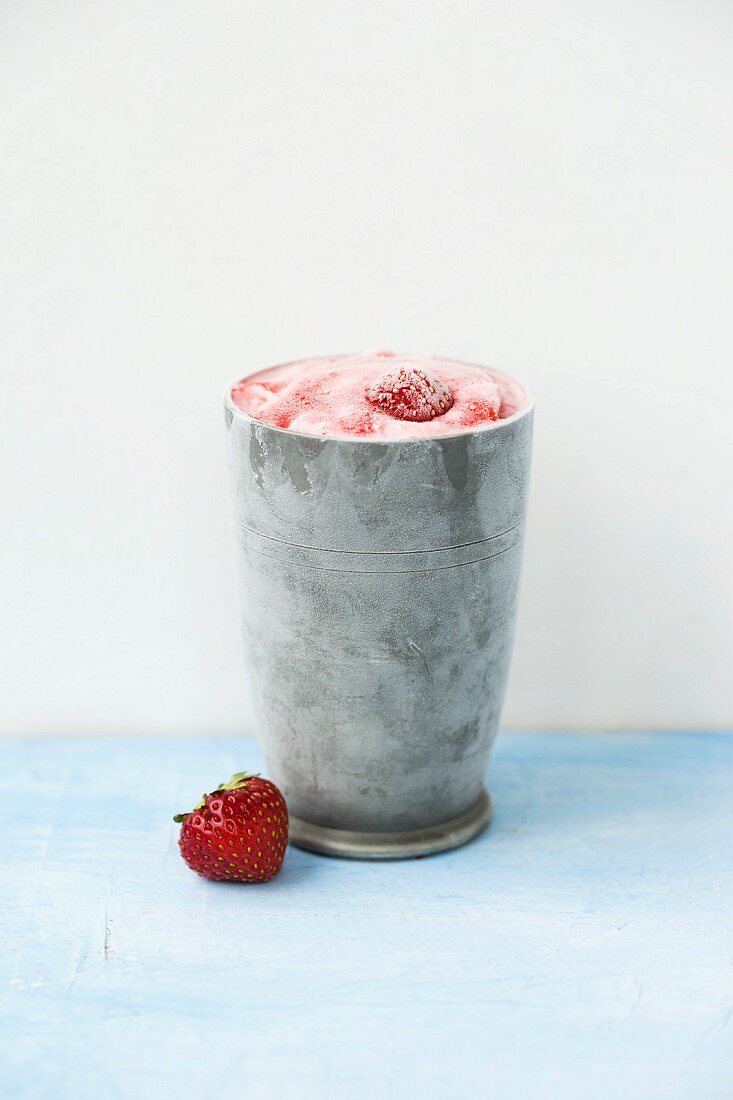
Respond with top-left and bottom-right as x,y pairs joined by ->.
221,772 -> 259,790
173,772 -> 260,822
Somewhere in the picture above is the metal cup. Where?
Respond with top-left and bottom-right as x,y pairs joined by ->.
225,366 -> 534,859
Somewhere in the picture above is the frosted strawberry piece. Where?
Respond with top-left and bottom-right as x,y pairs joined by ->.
365,364 -> 454,422
455,381 -> 501,426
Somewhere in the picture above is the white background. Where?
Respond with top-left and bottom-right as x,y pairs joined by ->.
2,1 -> 732,735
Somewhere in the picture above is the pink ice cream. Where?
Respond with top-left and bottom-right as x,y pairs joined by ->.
230,351 -> 526,440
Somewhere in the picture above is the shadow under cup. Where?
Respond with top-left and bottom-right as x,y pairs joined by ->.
225,375 -> 534,859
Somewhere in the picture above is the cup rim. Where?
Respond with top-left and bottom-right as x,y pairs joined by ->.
224,356 -> 535,444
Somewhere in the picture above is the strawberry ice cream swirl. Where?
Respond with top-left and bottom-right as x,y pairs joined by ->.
230,351 -> 527,440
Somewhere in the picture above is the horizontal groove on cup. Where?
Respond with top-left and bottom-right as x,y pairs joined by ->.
238,523 -> 523,574
237,520 -> 522,555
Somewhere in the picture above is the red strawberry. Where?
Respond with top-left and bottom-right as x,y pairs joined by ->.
366,364 -> 454,422
174,772 -> 288,883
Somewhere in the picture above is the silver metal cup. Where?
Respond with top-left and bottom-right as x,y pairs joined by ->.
225,367 -> 534,859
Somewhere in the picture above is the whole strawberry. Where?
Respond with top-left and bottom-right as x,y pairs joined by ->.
174,772 -> 288,883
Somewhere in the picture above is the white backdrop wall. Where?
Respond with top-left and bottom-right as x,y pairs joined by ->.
2,0 -> 732,735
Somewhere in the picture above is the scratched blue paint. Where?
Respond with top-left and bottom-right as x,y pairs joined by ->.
1,733 -> 732,1100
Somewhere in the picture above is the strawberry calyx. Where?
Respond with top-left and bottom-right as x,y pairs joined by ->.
220,771 -> 260,790
173,772 -> 260,823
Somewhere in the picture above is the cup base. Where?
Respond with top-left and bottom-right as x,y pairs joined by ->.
288,788 -> 492,861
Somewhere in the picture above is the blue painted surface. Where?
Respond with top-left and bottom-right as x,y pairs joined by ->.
1,732 -> 732,1100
